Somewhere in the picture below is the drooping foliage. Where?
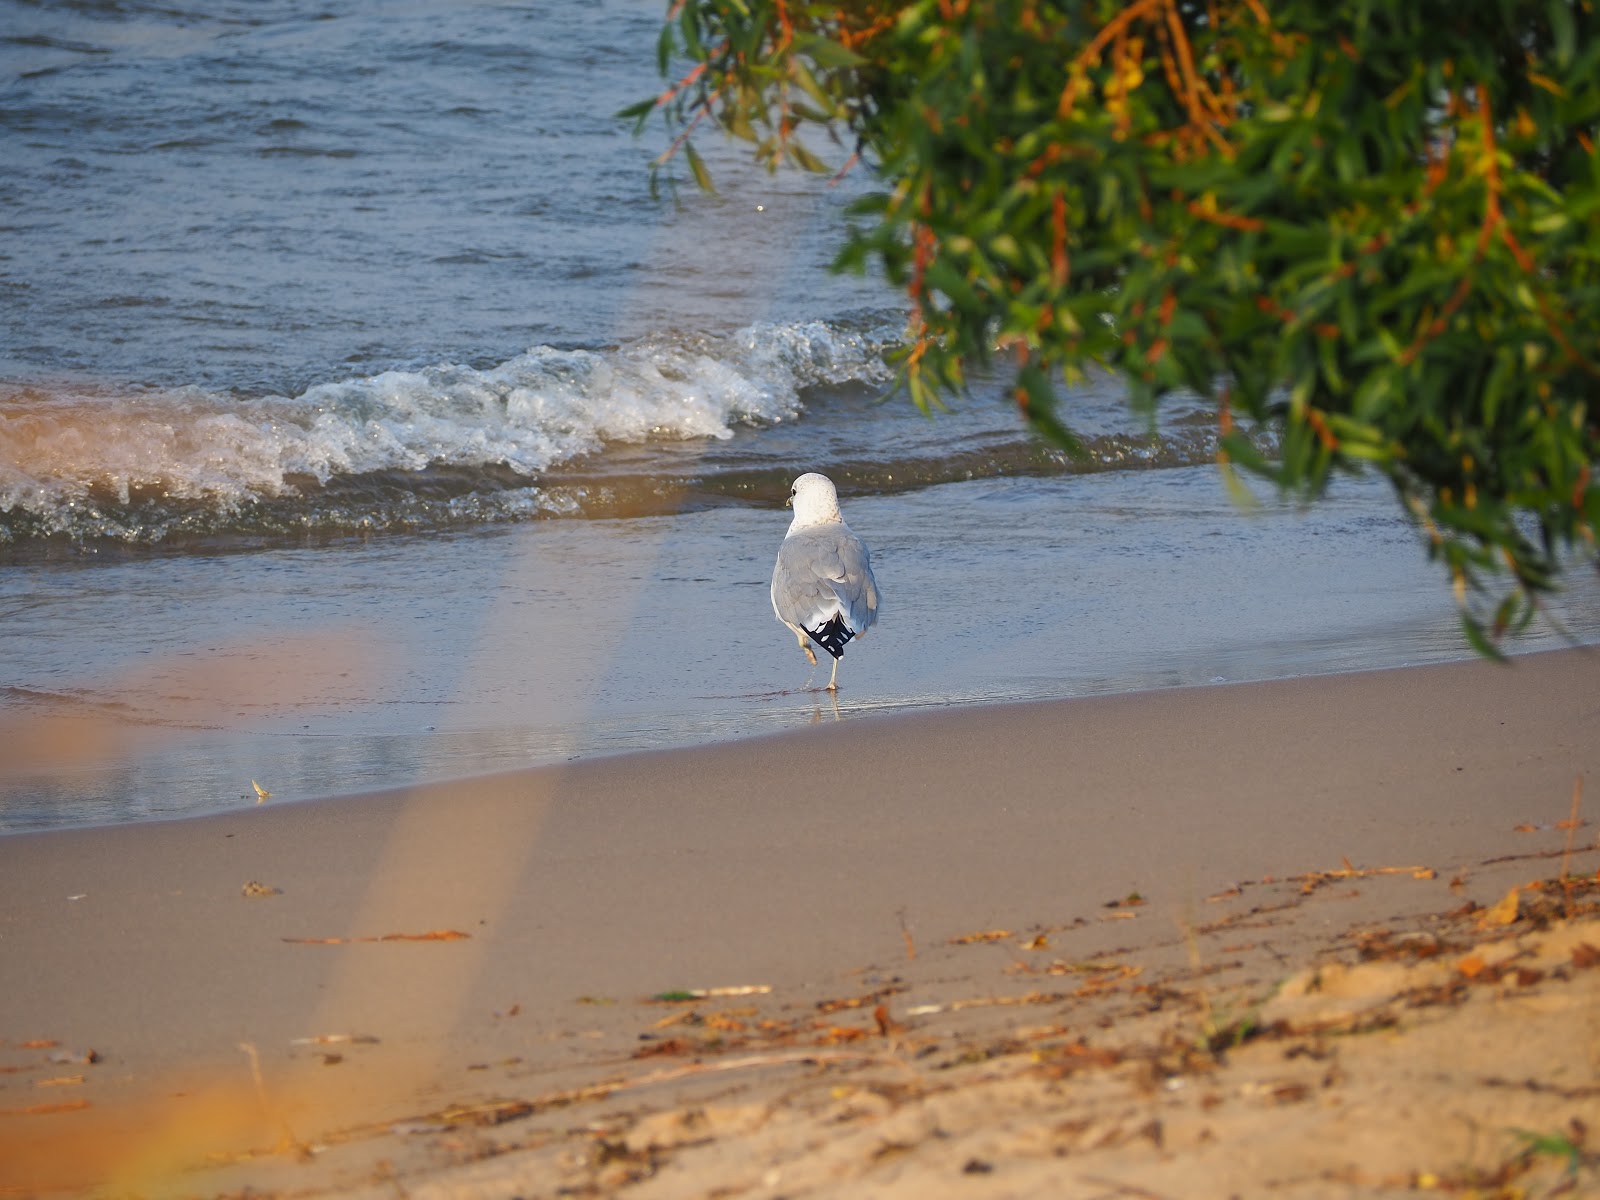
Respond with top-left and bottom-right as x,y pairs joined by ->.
626,1 -> 1600,648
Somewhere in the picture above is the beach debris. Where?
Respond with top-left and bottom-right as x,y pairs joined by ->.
1478,886 -> 1522,929
1104,891 -> 1146,908
290,1034 -> 380,1047
1022,934 -> 1051,951
648,985 -> 771,1003
35,1076 -> 84,1088
944,990 -> 1070,1013
873,1004 -> 894,1037
950,929 -> 1012,945
0,1099 -> 91,1117
634,1037 -> 694,1058
815,987 -> 905,1016
818,1025 -> 871,1044
46,1049 -> 100,1066
282,929 -> 470,944
241,880 -> 281,898
251,779 -> 271,803
67,894 -> 86,902
433,1098 -> 535,1127
391,1120 -> 450,1136
17,1039 -> 58,1049
1294,861 -> 1435,896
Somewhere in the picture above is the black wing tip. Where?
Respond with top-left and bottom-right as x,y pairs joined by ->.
807,615 -> 854,659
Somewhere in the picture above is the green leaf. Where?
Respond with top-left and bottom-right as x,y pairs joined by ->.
678,3 -> 703,59
683,139 -> 715,193
1548,0 -> 1576,68
615,98 -> 657,122
787,139 -> 831,174
656,21 -> 674,76
793,33 -> 865,70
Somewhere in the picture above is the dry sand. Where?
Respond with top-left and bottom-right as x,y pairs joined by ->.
2,648 -> 1598,1198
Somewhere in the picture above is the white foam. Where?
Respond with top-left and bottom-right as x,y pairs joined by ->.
0,320 -> 894,540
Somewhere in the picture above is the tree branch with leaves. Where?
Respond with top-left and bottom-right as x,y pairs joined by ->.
627,0 -> 1600,652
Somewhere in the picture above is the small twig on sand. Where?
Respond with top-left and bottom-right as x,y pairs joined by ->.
239,1041 -> 303,1157
1562,775 -> 1583,918
897,907 -> 916,961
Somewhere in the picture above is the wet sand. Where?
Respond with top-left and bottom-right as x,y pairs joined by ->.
1,647 -> 1598,1196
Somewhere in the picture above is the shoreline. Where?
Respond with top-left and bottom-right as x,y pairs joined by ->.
11,465 -> 1600,837
2,646 -> 1598,1195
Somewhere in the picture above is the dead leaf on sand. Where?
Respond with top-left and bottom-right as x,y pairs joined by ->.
873,1004 -> 895,1037
818,1025 -> 871,1045
633,1038 -> 694,1059
240,881 -> 280,898
816,987 -> 904,1015
951,929 -> 1012,945
1478,886 -> 1521,929
1296,862 -> 1433,895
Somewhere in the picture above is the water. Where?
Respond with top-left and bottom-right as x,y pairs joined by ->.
4,1 -> 1598,831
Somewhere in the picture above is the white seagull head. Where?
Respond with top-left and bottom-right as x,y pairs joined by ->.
785,472 -> 844,528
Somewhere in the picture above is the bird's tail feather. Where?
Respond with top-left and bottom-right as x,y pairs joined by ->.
807,615 -> 854,659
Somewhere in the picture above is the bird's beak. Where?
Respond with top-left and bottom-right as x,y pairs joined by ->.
784,495 -> 793,508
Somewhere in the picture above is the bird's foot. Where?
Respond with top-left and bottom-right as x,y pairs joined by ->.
803,645 -> 818,666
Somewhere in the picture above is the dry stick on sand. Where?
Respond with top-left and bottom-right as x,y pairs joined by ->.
1562,775 -> 1584,918
897,908 -> 916,961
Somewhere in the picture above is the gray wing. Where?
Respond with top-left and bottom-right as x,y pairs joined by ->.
771,526 -> 879,638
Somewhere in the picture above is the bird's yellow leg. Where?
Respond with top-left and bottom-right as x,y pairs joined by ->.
795,630 -> 817,665
827,657 -> 840,691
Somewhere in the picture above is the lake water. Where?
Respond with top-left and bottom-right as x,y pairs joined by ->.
3,0 -> 1597,831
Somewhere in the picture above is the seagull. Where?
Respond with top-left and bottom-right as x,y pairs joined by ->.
771,472 -> 880,691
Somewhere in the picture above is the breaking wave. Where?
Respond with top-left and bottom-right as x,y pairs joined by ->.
0,320 -> 897,547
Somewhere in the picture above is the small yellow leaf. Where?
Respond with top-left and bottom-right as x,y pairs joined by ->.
251,779 -> 271,803
1479,886 -> 1520,928
951,929 -> 1012,945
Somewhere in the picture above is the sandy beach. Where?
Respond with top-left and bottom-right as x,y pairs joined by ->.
2,646 -> 1598,1198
